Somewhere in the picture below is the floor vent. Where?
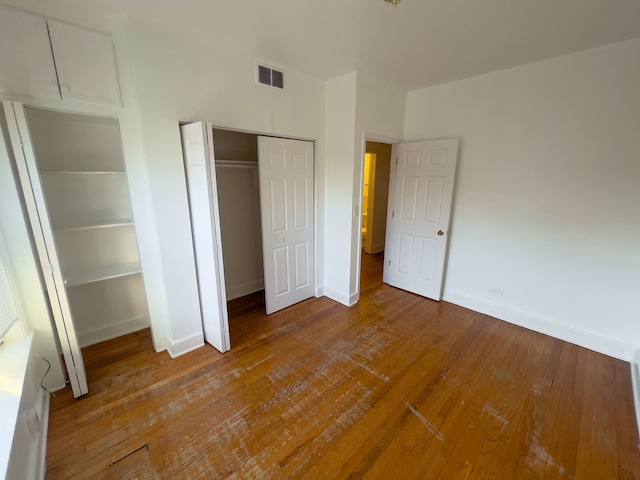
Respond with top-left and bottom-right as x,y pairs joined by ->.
257,64 -> 285,89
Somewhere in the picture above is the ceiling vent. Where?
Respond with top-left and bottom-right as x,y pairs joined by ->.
257,64 -> 285,90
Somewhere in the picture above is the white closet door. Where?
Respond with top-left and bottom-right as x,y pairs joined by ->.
258,136 -> 314,315
2,101 -> 88,397
181,122 -> 230,353
383,139 -> 459,300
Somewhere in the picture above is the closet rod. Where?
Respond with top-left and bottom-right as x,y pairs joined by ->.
215,160 -> 258,168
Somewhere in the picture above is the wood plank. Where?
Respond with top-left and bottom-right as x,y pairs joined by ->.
46,252 -> 640,479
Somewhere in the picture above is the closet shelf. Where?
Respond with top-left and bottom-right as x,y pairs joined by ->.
40,170 -> 126,175
65,262 -> 142,287
215,159 -> 258,168
54,218 -> 134,231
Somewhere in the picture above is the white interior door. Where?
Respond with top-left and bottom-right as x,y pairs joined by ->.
383,139 -> 459,300
258,136 -> 314,315
3,101 -> 88,397
181,122 -> 230,353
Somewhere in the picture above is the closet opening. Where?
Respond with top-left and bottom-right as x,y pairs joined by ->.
181,122 -> 316,352
211,129 -> 267,322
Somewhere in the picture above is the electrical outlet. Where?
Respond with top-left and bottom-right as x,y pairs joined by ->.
489,287 -> 503,296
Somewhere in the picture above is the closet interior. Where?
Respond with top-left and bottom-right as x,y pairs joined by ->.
211,128 -> 265,303
26,107 -> 150,348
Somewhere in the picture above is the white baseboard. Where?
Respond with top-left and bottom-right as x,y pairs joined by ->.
226,279 -> 264,301
348,291 -> 359,306
443,290 -> 635,361
632,350 -> 640,439
369,243 -> 385,254
78,315 -> 151,348
315,286 -> 325,298
324,287 -> 350,307
166,332 -> 204,358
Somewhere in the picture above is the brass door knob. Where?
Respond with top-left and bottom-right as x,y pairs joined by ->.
437,230 -> 444,236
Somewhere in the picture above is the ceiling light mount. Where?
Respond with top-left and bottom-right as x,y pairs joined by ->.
384,0 -> 401,5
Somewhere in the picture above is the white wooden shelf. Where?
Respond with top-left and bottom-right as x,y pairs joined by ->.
65,262 -> 142,287
40,170 -> 125,176
215,159 -> 258,168
53,217 -> 134,231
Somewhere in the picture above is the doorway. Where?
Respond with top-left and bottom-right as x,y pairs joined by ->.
360,141 -> 392,288
361,142 -> 392,255
357,138 -> 460,302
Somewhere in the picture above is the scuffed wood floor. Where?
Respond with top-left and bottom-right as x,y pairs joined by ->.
47,253 -> 640,479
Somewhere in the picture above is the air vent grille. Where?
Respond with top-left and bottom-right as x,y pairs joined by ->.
257,64 -> 285,90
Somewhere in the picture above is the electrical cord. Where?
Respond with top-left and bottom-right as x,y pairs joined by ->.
33,352 -> 55,396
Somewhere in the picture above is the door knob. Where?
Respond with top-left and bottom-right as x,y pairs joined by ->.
437,230 -> 444,236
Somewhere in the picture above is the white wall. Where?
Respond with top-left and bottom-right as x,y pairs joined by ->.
351,73 -> 406,298
324,72 -> 406,305
405,38 -> 640,359
324,73 -> 358,304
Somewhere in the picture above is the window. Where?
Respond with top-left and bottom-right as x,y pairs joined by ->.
0,248 -> 19,341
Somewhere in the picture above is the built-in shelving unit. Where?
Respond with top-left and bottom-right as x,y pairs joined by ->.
25,107 -> 150,347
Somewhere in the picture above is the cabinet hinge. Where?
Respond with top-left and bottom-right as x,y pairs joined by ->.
392,211 -> 395,218
395,158 -> 398,165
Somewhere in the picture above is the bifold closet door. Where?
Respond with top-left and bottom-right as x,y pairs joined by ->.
257,136 -> 314,315
2,101 -> 88,397
181,122 -> 230,353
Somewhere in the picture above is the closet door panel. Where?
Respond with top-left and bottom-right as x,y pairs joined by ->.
0,5 -> 60,100
181,122 -> 230,353
258,136 -> 314,315
47,19 -> 122,105
2,101 -> 88,397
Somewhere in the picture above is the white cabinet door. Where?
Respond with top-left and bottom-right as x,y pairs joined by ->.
383,139 -> 459,300
47,20 -> 122,105
0,5 -> 60,100
181,122 -> 230,353
3,101 -> 88,397
258,136 -> 315,315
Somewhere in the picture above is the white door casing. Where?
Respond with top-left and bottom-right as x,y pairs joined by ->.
258,136 -> 315,315
383,139 -> 459,300
3,101 -> 88,397
181,122 -> 230,352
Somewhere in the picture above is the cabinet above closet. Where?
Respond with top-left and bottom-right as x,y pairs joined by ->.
0,4 -> 121,106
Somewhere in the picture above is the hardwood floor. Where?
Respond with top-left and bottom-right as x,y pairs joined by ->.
47,253 -> 640,479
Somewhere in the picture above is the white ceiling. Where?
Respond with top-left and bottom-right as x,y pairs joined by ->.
31,0 -> 640,90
